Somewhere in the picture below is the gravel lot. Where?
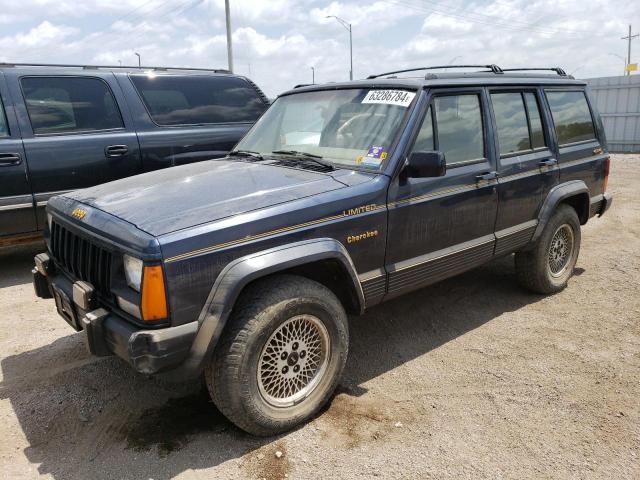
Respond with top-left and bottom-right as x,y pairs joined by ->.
0,154 -> 638,480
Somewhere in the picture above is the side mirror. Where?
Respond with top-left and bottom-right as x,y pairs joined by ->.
405,151 -> 446,178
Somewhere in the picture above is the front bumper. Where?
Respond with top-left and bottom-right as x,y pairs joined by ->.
33,260 -> 198,376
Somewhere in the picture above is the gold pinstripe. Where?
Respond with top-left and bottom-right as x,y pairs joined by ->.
388,183 -> 480,208
164,205 -> 386,263
498,169 -> 541,183
164,179 -> 493,264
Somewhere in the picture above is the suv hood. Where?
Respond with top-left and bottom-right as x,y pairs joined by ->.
64,159 -> 348,236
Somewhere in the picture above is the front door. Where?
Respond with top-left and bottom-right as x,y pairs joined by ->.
0,72 -> 35,238
385,88 -> 499,299
7,72 -> 142,230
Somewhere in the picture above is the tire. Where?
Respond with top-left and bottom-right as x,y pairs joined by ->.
204,274 -> 349,436
515,204 -> 581,294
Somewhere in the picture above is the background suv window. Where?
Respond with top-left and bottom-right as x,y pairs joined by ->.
21,77 -> 124,135
131,75 -> 267,126
0,97 -> 8,137
545,90 -> 596,145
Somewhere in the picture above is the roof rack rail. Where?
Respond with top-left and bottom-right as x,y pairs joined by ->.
0,62 -> 231,74
367,64 -> 504,79
293,83 -> 313,89
501,67 -> 567,76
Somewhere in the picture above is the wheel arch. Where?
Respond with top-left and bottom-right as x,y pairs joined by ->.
169,238 -> 364,380
531,180 -> 589,244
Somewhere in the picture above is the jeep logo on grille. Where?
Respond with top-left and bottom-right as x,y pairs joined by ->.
71,207 -> 87,220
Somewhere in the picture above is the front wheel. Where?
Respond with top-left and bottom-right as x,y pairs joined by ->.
205,274 -> 348,436
515,204 -> 581,294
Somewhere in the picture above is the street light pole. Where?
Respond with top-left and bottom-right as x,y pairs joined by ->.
609,53 -> 627,76
326,15 -> 353,80
311,66 -> 315,84
225,0 -> 234,73
134,52 -> 141,68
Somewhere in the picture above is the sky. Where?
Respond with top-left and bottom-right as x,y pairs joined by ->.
0,0 -> 638,97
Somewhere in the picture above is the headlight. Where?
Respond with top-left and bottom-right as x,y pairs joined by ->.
123,254 -> 143,291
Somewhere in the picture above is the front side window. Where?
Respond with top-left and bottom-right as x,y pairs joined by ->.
0,97 -> 8,137
411,94 -> 485,165
236,88 -> 417,169
130,75 -> 267,126
546,90 -> 596,145
414,94 -> 484,165
21,77 -> 124,135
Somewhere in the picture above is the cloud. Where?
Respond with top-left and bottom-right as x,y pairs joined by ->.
0,0 -> 637,96
0,21 -> 78,53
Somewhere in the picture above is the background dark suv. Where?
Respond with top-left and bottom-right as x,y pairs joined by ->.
0,64 -> 268,245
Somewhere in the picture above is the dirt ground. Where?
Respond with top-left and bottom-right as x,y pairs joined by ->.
0,154 -> 638,480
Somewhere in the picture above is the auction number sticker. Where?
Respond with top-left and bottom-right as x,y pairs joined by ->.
362,90 -> 416,107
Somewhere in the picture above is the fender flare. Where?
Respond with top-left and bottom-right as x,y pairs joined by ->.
531,180 -> 589,243
171,238 -> 364,379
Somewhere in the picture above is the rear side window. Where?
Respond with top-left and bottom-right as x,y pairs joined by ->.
433,94 -> 484,164
130,75 -> 267,126
524,93 -> 545,149
21,77 -> 124,135
545,90 -> 596,145
491,93 -> 531,154
491,91 -> 548,155
0,97 -> 8,137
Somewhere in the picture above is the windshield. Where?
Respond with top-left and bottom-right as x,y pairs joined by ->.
235,88 -> 417,170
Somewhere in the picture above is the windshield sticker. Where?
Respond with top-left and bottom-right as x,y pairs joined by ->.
361,146 -> 386,168
362,90 -> 416,107
366,145 -> 386,159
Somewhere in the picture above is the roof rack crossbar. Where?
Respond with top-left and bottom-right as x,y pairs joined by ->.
501,67 -> 567,76
0,62 -> 231,74
367,64 -> 504,79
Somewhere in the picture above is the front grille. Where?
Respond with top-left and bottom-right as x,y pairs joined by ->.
50,220 -> 112,295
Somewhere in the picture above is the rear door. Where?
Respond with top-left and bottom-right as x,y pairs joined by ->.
119,73 -> 268,171
0,71 -> 35,238
7,71 -> 142,229
544,88 -> 606,196
489,88 -> 558,255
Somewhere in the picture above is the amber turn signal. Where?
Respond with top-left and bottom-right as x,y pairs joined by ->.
141,265 -> 168,321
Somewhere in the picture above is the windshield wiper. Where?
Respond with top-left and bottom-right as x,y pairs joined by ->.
271,150 -> 335,170
228,149 -> 264,160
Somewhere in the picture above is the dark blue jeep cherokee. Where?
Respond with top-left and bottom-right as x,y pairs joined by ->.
33,65 -> 612,435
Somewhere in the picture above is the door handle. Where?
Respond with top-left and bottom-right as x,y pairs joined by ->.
105,145 -> 129,158
476,171 -> 498,183
539,158 -> 558,168
0,153 -> 22,166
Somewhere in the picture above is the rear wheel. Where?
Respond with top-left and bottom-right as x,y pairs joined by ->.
205,274 -> 348,436
515,204 -> 581,294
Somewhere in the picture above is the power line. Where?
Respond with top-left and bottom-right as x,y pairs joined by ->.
382,0 -> 586,38
415,0 -> 589,35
